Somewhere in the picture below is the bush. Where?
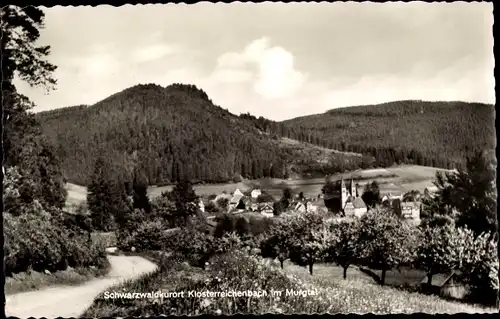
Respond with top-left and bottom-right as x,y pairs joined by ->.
213,213 -> 235,238
90,232 -> 118,248
205,201 -> 219,213
117,219 -> 168,252
248,216 -> 274,236
4,212 -> 107,276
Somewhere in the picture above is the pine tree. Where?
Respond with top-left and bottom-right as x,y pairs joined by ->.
87,157 -> 131,231
132,172 -> 151,214
167,180 -> 199,227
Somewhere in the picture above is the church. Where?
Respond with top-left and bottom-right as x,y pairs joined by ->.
340,178 -> 368,217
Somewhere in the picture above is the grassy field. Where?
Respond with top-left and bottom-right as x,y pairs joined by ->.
282,262 -> 497,314
279,137 -> 363,157
280,261 -> 427,287
64,164 -> 453,207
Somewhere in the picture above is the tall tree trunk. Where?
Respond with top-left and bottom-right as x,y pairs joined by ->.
279,258 -> 284,269
343,266 -> 348,279
427,273 -> 433,286
381,268 -> 387,286
308,262 -> 314,275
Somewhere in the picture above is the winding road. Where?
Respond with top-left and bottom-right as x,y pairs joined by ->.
5,255 -> 158,318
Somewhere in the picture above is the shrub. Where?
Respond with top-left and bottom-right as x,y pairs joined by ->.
213,213 -> 235,238
4,212 -> 107,276
248,216 -> 274,236
90,232 -> 118,248
117,219 -> 168,252
205,201 -> 219,213
234,216 -> 250,237
215,197 -> 229,212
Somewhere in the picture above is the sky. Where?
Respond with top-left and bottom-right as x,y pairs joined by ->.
15,2 -> 495,121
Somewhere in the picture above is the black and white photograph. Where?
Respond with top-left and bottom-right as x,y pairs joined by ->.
2,2 -> 498,317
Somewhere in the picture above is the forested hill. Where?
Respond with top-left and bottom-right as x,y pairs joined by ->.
243,100 -> 495,170
38,83 -> 363,186
38,85 -> 494,186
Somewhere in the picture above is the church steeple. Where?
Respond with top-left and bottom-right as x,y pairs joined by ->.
341,178 -> 347,210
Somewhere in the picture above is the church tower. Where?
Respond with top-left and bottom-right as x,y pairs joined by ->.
350,179 -> 356,197
341,178 -> 347,209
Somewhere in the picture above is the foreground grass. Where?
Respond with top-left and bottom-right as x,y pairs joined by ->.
283,262 -> 497,314
83,251 -> 337,316
5,261 -> 111,295
83,251 -> 497,316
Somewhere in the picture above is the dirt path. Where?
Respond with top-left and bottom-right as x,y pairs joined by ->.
5,255 -> 158,318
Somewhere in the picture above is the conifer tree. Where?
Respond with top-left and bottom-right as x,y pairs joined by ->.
87,157 -> 131,231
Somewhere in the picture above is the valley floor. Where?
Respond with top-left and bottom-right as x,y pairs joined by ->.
64,164 -> 450,210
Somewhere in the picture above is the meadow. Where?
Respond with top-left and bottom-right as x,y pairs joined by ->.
82,251 -> 497,316
282,261 -> 496,314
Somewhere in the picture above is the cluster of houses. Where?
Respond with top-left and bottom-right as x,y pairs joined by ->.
198,178 -> 439,226
200,188 -> 275,218
319,178 -> 423,225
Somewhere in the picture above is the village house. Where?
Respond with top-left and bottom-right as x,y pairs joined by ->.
420,271 -> 468,300
260,203 -> 274,213
400,201 -> 421,219
251,189 -> 262,199
198,198 -> 205,213
294,201 -> 307,213
307,197 -> 327,213
394,200 -> 421,225
381,191 -> 404,204
260,203 -> 274,218
250,203 -> 259,212
228,189 -> 246,211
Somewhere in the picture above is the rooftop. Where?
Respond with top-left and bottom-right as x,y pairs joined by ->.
420,271 -> 463,287
353,197 -> 367,209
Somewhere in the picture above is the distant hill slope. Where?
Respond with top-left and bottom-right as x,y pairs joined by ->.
37,84 -> 362,185
279,100 -> 496,169
38,86 -> 494,186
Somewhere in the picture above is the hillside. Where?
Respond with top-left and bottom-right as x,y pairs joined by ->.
37,83 -> 362,185
280,100 -> 496,169
38,86 -> 494,186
